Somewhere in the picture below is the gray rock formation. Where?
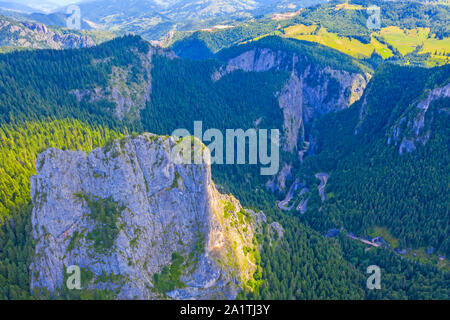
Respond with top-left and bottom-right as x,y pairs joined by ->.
278,73 -> 304,152
0,17 -> 96,50
212,48 -> 291,81
213,47 -> 369,190
30,134 -> 265,299
266,163 -> 292,192
71,46 -> 176,122
213,49 -> 368,151
388,83 -> 450,154
267,222 -> 284,245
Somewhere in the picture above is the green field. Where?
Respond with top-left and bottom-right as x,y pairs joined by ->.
284,25 -> 393,59
281,24 -> 449,66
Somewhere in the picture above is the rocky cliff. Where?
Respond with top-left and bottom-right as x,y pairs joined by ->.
214,47 -> 369,189
71,46 -> 176,122
30,134 -> 267,299
214,47 -> 368,153
0,16 -> 96,50
388,83 -> 450,154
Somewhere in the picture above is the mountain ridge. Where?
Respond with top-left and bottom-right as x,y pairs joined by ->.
31,133 -> 269,299
0,30 -> 448,300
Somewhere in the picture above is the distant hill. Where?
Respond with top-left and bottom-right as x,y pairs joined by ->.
10,0 -> 328,40
0,15 -> 116,52
170,0 -> 450,67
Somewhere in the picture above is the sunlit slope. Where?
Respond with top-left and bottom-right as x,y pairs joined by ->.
171,1 -> 450,66
282,25 -> 449,66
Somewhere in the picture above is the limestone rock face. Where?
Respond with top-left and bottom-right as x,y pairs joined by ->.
0,17 -> 96,50
212,48 -> 290,80
213,47 -> 368,154
213,47 -> 369,190
71,47 -> 176,122
30,134 -> 264,299
388,83 -> 450,154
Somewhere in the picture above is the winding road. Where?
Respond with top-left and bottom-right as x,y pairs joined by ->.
278,179 -> 302,211
295,188 -> 310,214
315,173 -> 329,202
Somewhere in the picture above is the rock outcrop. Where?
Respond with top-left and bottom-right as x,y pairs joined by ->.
0,17 -> 96,50
214,48 -> 367,128
212,48 -> 292,81
388,83 -> 450,154
214,47 -> 368,190
71,46 -> 176,122
30,134 -> 265,299
214,48 -> 368,152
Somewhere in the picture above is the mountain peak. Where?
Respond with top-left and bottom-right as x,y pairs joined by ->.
30,134 -> 268,299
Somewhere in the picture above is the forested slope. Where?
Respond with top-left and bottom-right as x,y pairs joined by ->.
0,35 -> 448,299
170,0 -> 450,66
296,63 -> 450,256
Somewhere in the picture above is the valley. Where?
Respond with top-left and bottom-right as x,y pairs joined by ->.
0,0 -> 448,301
